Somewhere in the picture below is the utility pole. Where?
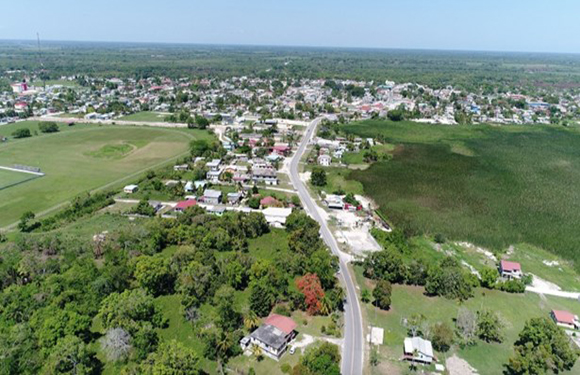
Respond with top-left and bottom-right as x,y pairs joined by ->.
36,32 -> 45,89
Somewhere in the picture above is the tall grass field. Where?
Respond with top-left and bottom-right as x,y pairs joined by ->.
343,120 -> 580,270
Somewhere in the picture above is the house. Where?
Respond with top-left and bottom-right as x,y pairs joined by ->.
173,164 -> 189,172
262,207 -> 293,227
241,314 -> 297,360
403,337 -> 435,364
260,196 -> 281,208
123,184 -> 138,194
227,192 -> 242,205
324,195 -> 344,210
149,201 -> 163,213
550,310 -> 580,330
499,260 -> 522,279
194,180 -> 208,190
318,154 -> 332,166
203,189 -> 222,205
174,200 -> 197,212
175,200 -> 197,212
184,181 -> 194,193
206,206 -> 226,216
206,170 -> 221,183
252,167 -> 278,185
206,159 -> 222,171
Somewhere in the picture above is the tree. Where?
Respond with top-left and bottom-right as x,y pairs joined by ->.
214,285 -> 241,332
387,109 -> 404,121
455,308 -> 477,345
17,211 -> 38,232
12,128 -> 31,138
195,115 -> 210,129
425,257 -> 476,301
505,318 -> 578,374
372,280 -> 392,310
480,267 -> 498,289
133,199 -> 156,217
431,322 -> 453,352
137,340 -> 201,375
476,309 -> 504,343
134,256 -> 174,296
39,122 -> 60,133
248,196 -> 261,209
100,328 -> 132,362
310,167 -> 327,187
249,279 -> 275,317
299,342 -> 341,375
190,139 -> 210,157
361,289 -> 371,303
296,273 -> 325,315
97,289 -> 163,334
43,335 -> 99,375
243,309 -> 261,331
363,246 -> 407,283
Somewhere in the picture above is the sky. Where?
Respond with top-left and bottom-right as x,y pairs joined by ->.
1,0 -> 579,54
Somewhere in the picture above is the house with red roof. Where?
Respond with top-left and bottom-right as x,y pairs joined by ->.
241,314 -> 297,360
260,196 -> 281,208
174,200 -> 197,212
499,260 -> 522,279
551,310 -> 579,330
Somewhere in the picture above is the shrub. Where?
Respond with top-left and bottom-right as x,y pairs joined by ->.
12,128 -> 31,138
39,122 -> 59,133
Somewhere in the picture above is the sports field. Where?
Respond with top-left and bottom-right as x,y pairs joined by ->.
0,124 -> 209,227
120,111 -> 168,122
343,120 -> 580,270
0,169 -> 39,189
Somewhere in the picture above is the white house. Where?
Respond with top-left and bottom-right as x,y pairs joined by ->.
202,189 -> 222,205
241,314 -> 297,361
318,154 -> 332,166
403,337 -> 435,364
499,260 -> 522,279
262,207 -> 293,227
123,184 -> 138,194
206,159 -> 222,171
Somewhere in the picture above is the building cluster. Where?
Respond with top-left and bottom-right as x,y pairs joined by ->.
1,73 -> 579,126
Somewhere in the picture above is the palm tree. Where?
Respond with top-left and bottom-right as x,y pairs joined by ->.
243,309 -> 261,331
320,296 -> 332,316
250,344 -> 263,361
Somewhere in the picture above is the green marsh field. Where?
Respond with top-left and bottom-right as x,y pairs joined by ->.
343,120 -> 580,269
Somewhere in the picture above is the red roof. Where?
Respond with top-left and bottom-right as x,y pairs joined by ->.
175,200 -> 197,210
500,260 -> 521,272
260,196 -> 279,207
264,314 -> 297,335
552,310 -> 576,325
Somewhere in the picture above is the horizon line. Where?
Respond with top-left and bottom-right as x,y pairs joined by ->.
1,38 -> 579,57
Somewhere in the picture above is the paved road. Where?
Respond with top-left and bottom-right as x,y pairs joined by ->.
289,118 -> 364,375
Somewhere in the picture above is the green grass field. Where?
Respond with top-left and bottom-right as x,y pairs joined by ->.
0,168 -> 39,189
120,111 -> 168,122
0,124 -> 211,227
354,267 -> 580,375
343,120 -> 580,270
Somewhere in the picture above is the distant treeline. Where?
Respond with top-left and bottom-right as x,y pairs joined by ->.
2,40 -> 580,91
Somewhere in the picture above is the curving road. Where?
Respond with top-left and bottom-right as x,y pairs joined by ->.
289,118 -> 364,375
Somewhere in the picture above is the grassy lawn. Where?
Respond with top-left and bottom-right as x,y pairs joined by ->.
120,111 -> 168,123
309,167 -> 364,196
0,120 -> 91,138
0,124 -> 209,227
354,266 -> 580,375
342,143 -> 395,165
0,168 -> 40,188
343,120 -> 580,271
